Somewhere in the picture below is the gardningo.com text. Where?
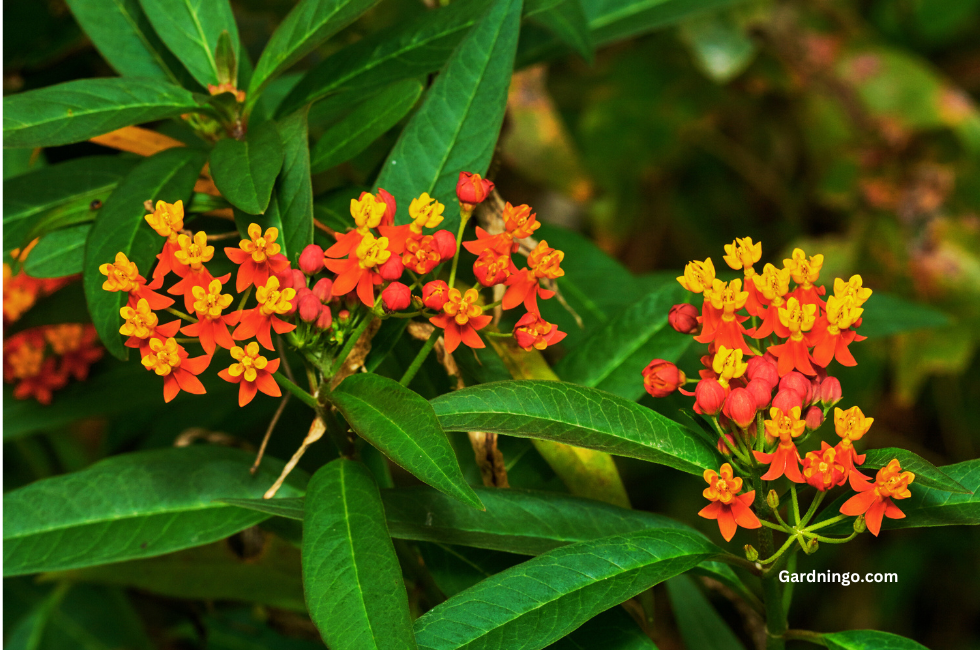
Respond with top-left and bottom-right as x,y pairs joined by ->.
779,570 -> 898,586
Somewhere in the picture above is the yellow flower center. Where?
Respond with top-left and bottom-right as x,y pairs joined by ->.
408,193 -> 445,233
120,299 -> 158,338
175,232 -> 214,270
240,223 -> 281,263
141,338 -> 181,376
228,342 -> 269,383
529,242 -> 564,280
256,277 -> 296,316
145,200 -> 184,240
444,288 -> 483,325
356,233 -> 391,269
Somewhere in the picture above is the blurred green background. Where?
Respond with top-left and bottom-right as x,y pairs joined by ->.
5,0 -> 980,648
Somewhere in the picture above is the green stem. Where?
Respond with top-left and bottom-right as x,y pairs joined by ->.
329,313 -> 374,376
802,531 -> 858,544
399,327 -> 439,387
790,485 -> 801,525
165,307 -> 197,322
803,514 -> 849,533
710,416 -> 750,465
783,629 -> 825,644
762,570 -> 788,650
273,371 -> 317,410
799,491 -> 825,527
759,536 -> 797,565
447,205 -> 472,290
236,286 -> 252,313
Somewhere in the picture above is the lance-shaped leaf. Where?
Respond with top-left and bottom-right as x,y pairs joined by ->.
303,460 -> 418,650
666,575 -> 747,650
3,156 -> 135,255
861,448 -> 971,494
330,373 -> 484,510
882,459 -> 980,529
3,78 -> 204,148
532,0 -> 593,64
374,0 -> 523,235
413,528 -> 718,650
431,380 -> 722,475
83,147 -> 207,359
274,107 -> 315,261
3,446 -> 307,577
554,282 -> 691,401
546,607 -> 656,650
210,122 -> 284,215
822,630 -> 929,650
247,0 -> 382,104
24,224 -> 90,278
65,0 -> 195,85
310,79 -> 423,174
138,0 -> 241,88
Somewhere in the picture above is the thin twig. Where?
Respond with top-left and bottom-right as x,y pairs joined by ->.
251,394 -> 290,475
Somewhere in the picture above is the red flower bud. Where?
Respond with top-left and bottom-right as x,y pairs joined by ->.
378,254 -> 404,281
274,267 -> 296,290
432,229 -> 457,260
694,378 -> 727,415
772,389 -> 803,414
818,376 -> 842,406
312,278 -> 333,303
376,188 -> 396,226
746,355 -> 779,387
641,359 -> 685,398
422,280 -> 449,311
299,244 -> 324,275
298,293 -> 322,323
382,282 -> 412,312
338,309 -> 350,322
779,371 -> 813,405
456,171 -> 494,207
316,305 -> 333,330
723,387 -> 757,428
668,303 -> 700,334
805,405 -> 824,430
717,433 -> 736,456
745,378 -> 773,410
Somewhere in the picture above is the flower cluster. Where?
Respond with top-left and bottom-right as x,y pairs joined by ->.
3,244 -> 101,404
645,238 -> 914,541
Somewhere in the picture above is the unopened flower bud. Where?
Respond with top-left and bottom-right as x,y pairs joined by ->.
780,371 -> 813,406
854,514 -> 867,533
668,303 -> 699,334
804,405 -> 824,430
744,544 -> 759,562
807,539 -> 819,553
819,376 -> 842,407
456,171 -> 494,208
772,389 -> 803,414
274,267 -> 296,290
641,359 -> 685,398
766,489 -> 780,510
432,229 -> 457,260
746,355 -> 779,387
312,278 -> 333,303
382,282 -> 412,312
745,378 -> 773,409
723,387 -> 757,428
694,378 -> 727,416
298,293 -> 322,323
717,433 -> 736,455
422,280 -> 449,311
412,295 -> 424,309
376,187 -> 396,227
299,244 -> 324,275
378,254 -> 404,281
316,305 -> 332,330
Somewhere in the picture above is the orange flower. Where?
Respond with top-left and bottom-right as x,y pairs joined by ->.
502,203 -> 540,239
326,192 -> 390,258
801,442 -> 847,491
751,264 -> 792,338
44,324 -> 103,381
677,258 -> 716,294
723,237 -> 764,315
473,248 -> 511,287
224,224 -> 291,293
218,341 -> 282,406
4,330 -> 68,404
99,252 -> 173,310
462,226 -> 516,257
698,463 -> 761,542
753,406 -> 806,483
784,248 -> 826,307
502,241 -> 563,313
833,405 -> 872,478
429,288 -> 492,353
378,192 -> 445,254
767,297 -> 817,376
840,459 -> 914,536
696,279 -> 751,354
324,232 -> 390,307
232,276 -> 296,350
140,337 -> 209,403
180,278 -> 241,354
145,200 -> 186,282
513,312 -> 566,351
120,298 -> 181,355
401,235 -> 442,275
166,232 -> 219,311
810,287 -> 867,368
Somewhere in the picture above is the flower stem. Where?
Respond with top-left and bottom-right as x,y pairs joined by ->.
762,570 -> 788,650
447,205 -> 472,290
236,286 -> 252,313
799,491 -> 825,527
329,313 -> 374,376
165,307 -> 197,322
802,513 -> 849,532
790,485 -> 801,525
273,371 -> 317,410
399,327 -> 439,387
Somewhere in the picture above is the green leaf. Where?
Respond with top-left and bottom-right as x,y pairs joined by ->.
857,292 -> 950,339
138,0 -> 241,87
861,448 -> 971,494
884,459 -> 980,529
210,122 -> 285,215
23,224 -> 90,278
65,0 -> 195,85
532,0 -> 594,64
247,0 -> 382,104
221,497 -> 306,520
413,528 -> 718,650
83,147 -> 207,359
417,543 -> 524,598
665,575 -> 746,650
545,607 -> 656,650
431,380 -> 722,475
215,29 -> 237,86
48,537 -> 306,612
2,78 -> 204,148
553,282 -> 691,401
310,78 -> 423,174
3,446 -> 307,577
274,108 -> 315,261
374,0 -> 523,235
303,460 -> 418,650
3,156 -> 135,255
330,373 -> 484,510
679,12 -> 756,83
206,611 -> 327,650
822,630 -> 930,650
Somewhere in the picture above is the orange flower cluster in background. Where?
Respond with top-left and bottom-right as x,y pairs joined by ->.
3,244 -> 102,404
